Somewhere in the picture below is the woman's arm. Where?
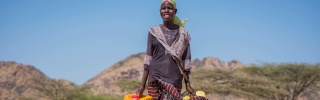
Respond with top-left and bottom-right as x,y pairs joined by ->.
138,67 -> 149,98
182,43 -> 196,95
138,32 -> 153,97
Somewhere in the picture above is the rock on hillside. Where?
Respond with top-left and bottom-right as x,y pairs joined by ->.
192,57 -> 244,71
0,61 -> 51,100
85,53 -> 244,96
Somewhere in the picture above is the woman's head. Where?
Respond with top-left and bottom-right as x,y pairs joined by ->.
160,1 -> 177,23
160,0 -> 187,27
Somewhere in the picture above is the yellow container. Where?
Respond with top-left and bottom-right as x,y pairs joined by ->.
125,91 -> 205,100
123,94 -> 152,100
182,91 -> 206,100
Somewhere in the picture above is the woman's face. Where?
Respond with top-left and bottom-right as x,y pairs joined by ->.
160,2 -> 176,22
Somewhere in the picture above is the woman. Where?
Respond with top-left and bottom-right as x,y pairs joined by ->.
137,0 -> 205,100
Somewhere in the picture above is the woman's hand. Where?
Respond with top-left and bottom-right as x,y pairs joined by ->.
184,72 -> 195,96
186,83 -> 196,97
137,84 -> 145,98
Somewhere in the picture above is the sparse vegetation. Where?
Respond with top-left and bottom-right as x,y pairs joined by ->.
241,63 -> 320,100
190,69 -> 283,99
73,93 -> 122,100
23,79 -> 122,100
18,62 -> 320,100
114,79 -> 141,92
190,63 -> 320,100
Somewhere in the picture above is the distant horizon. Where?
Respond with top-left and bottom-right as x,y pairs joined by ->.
1,0 -> 319,85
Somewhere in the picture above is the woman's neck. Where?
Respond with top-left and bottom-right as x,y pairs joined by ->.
163,21 -> 178,30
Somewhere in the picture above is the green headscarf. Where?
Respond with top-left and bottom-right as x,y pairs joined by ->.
162,0 -> 188,27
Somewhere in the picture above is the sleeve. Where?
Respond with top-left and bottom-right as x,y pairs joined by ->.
143,32 -> 153,70
182,33 -> 192,74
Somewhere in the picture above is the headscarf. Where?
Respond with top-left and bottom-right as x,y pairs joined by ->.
162,0 -> 188,27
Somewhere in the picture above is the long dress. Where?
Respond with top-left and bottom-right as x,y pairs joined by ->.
143,25 -> 192,100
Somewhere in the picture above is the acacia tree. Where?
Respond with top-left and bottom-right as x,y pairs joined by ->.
242,63 -> 320,100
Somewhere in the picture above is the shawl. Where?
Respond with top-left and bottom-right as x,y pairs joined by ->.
149,25 -> 191,80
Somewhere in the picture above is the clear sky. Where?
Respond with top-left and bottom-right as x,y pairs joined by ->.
1,0 -> 319,85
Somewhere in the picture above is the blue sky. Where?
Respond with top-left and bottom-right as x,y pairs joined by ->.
1,0 -> 319,85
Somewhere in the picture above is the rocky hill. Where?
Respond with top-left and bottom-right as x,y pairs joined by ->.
0,61 -> 51,100
0,62 -> 83,100
84,53 -> 245,95
84,53 -> 145,95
